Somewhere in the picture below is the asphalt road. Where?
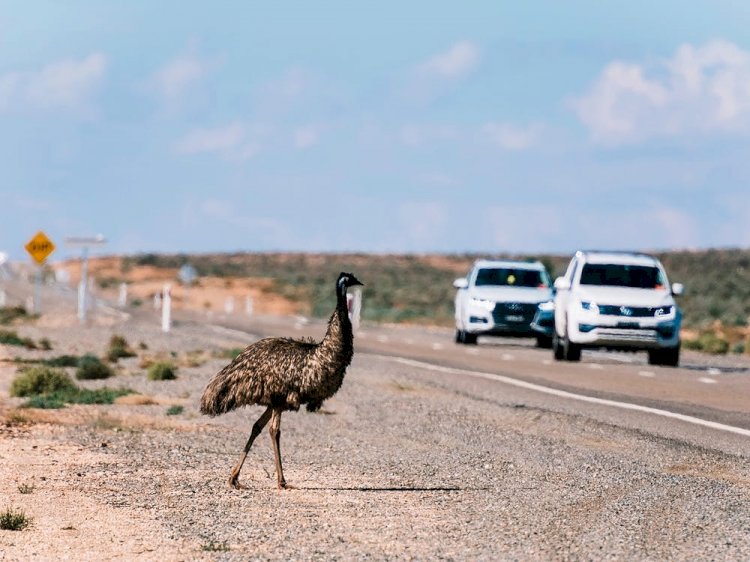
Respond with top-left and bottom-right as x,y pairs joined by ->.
201,311 -> 750,455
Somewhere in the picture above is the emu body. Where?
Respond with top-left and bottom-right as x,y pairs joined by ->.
200,271 -> 362,489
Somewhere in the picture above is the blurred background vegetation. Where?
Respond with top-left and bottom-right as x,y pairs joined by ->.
120,249 -> 750,354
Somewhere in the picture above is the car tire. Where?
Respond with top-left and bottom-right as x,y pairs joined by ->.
564,335 -> 581,362
464,332 -> 478,345
455,329 -> 464,344
553,332 -> 565,361
649,345 -> 679,367
536,336 -> 553,349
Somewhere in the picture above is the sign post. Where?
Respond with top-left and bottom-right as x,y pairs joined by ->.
65,235 -> 106,323
24,231 -> 56,314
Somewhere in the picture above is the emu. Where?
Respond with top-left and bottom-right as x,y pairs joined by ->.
200,271 -> 363,489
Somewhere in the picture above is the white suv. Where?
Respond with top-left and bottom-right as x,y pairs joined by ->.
454,260 -> 553,345
553,251 -> 683,366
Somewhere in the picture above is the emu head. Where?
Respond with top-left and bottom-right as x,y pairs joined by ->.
337,272 -> 364,291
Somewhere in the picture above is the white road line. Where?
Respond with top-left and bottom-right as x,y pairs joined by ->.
588,364 -> 604,370
638,371 -> 655,378
699,377 -> 718,384
707,368 -> 722,376
375,355 -> 750,439
542,359 -> 552,365
432,343 -> 444,350
501,353 -> 514,361
209,325 -> 256,340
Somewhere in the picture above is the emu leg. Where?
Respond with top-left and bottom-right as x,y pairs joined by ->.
228,406 -> 273,489
269,407 -> 291,489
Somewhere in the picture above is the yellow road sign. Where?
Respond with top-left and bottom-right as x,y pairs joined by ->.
25,231 -> 56,264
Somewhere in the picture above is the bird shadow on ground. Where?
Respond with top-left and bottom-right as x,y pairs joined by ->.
296,485 -> 486,492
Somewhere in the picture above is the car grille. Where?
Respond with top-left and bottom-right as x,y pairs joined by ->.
596,327 -> 660,343
598,305 -> 669,317
492,302 -> 538,324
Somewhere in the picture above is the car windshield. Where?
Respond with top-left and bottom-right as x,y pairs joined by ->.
579,263 -> 666,289
475,268 -> 549,288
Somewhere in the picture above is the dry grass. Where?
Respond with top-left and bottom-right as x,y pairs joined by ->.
114,394 -> 157,406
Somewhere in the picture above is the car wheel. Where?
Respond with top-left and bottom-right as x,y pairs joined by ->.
553,332 -> 564,361
464,332 -> 478,345
455,329 -> 464,344
564,335 -> 581,362
647,349 -> 662,365
536,336 -> 553,349
649,345 -> 679,367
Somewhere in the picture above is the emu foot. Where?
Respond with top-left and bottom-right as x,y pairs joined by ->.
228,472 -> 247,490
277,480 -> 296,490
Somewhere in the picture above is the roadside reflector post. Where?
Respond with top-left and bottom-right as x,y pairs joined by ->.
65,235 -> 105,324
162,284 -> 172,332
347,288 -> 362,332
0,288 -> 5,307
245,296 -> 254,316
224,296 -> 234,315
118,283 -> 128,307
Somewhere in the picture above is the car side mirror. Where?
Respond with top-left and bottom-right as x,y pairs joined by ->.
671,282 -> 684,296
453,278 -> 468,289
554,277 -> 570,291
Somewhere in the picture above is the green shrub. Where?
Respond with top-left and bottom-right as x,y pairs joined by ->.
0,329 -> 36,348
38,338 -> 52,351
218,347 -> 244,360
10,367 -> 76,397
683,333 -> 730,355
76,354 -> 114,380
44,354 -> 80,367
0,507 -> 31,531
0,306 -> 28,325
148,362 -> 177,381
17,484 -> 34,494
732,341 -> 745,354
22,387 -> 132,409
106,335 -> 136,362
166,405 -> 184,416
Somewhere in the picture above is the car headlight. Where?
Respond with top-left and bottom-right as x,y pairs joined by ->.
538,300 -> 554,312
470,297 -> 496,311
654,305 -> 674,317
581,301 -> 599,314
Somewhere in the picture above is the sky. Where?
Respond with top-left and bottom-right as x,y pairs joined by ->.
1,1 -> 750,261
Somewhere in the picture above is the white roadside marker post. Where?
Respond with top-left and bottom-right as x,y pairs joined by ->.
162,284 -> 171,333
118,282 -> 128,307
224,296 -> 234,315
0,288 -> 5,307
245,296 -> 254,316
65,235 -> 105,324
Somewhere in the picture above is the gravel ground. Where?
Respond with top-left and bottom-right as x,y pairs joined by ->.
1,312 -> 749,561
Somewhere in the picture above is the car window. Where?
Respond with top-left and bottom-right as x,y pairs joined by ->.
579,264 -> 666,289
475,268 -> 549,288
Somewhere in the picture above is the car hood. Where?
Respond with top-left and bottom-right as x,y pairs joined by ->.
469,286 -> 552,304
576,286 -> 676,307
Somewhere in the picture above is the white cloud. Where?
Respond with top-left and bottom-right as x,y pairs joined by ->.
573,40 -> 750,143
420,41 -> 481,79
293,125 -> 319,149
175,122 -> 245,155
483,122 -> 541,150
0,53 -> 106,112
151,55 -> 207,102
399,124 -> 457,146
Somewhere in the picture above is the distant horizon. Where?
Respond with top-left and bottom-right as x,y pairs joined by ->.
8,243 -> 748,267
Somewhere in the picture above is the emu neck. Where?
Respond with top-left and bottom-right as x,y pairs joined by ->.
318,285 -> 353,360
